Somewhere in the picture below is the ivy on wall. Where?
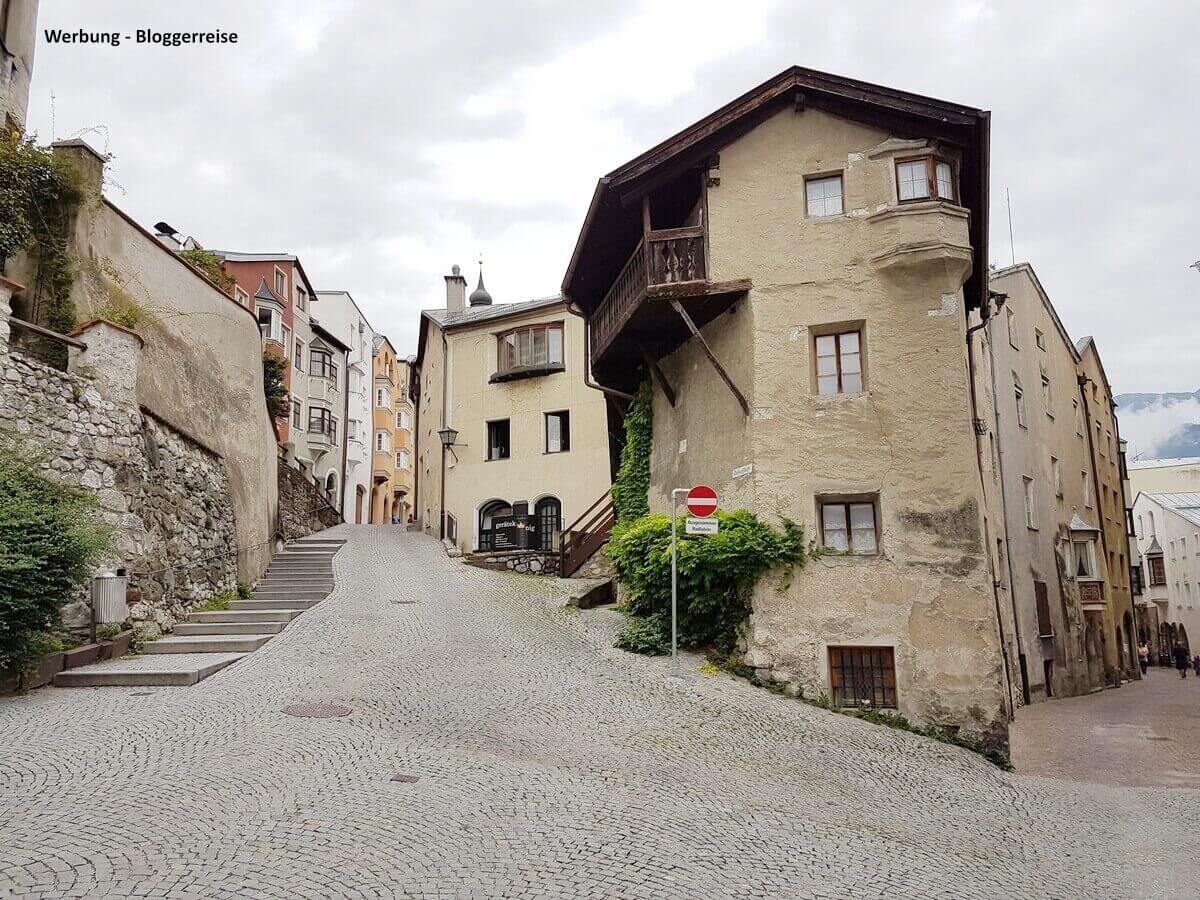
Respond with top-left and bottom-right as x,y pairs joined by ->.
610,382 -> 652,524
0,133 -> 83,340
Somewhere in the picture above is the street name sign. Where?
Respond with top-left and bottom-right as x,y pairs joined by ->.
686,517 -> 719,535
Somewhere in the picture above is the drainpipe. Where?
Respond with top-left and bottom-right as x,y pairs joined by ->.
439,329 -> 449,541
564,297 -> 635,402
410,361 -> 420,530
982,299 -> 1029,708
340,349 -> 350,522
965,291 -> 1018,718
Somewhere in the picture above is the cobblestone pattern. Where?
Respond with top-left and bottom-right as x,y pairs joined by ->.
0,349 -> 237,634
277,462 -> 343,541
0,527 -> 1195,898
463,549 -> 560,575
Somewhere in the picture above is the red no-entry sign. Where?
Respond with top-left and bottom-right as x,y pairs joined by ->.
686,485 -> 718,518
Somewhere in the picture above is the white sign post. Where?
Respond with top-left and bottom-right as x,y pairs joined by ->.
670,485 -> 719,660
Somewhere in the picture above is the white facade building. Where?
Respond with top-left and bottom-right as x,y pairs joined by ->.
1133,492 -> 1200,657
314,290 -> 375,523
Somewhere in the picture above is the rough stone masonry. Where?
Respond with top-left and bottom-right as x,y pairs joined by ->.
0,292 -> 238,635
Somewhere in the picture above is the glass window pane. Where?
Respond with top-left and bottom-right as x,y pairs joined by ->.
807,175 -> 843,217
817,355 -> 838,377
815,335 -> 836,356
518,329 -> 531,365
936,161 -> 953,199
548,327 -> 563,365
849,503 -> 874,530
841,372 -> 862,393
532,328 -> 547,365
898,161 -> 929,200
547,414 -> 560,452
839,331 -> 859,353
824,526 -> 848,552
818,375 -> 839,395
852,527 -> 877,555
823,504 -> 847,530
840,351 -> 861,374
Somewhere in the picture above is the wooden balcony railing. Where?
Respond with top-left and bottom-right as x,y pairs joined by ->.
560,488 -> 615,577
590,226 -> 707,360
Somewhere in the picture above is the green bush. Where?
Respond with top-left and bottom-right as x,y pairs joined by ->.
262,352 -> 290,420
178,248 -> 237,294
607,510 -> 808,654
0,442 -> 111,675
614,612 -> 672,656
610,382 -> 652,523
194,587 -> 237,612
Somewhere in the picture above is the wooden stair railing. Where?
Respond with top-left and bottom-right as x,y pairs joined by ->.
560,489 -> 616,577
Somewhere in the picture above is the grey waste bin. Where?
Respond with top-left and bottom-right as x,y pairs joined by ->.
91,568 -> 129,625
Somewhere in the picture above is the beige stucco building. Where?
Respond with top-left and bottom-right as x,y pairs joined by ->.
1129,457 -> 1200,496
413,266 -> 610,560
564,67 -> 1011,749
987,264 -> 1138,703
370,337 -> 413,524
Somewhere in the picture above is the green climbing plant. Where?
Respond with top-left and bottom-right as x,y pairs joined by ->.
0,132 -> 84,350
610,382 -> 652,524
178,248 -> 236,294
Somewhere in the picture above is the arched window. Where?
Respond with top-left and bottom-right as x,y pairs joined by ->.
535,496 -> 561,551
478,500 -> 512,551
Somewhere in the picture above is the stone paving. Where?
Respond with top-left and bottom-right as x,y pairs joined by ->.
1011,666 -> 1200,790
1,527 -> 1196,899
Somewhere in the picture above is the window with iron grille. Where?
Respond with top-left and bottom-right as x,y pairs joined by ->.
828,646 -> 896,708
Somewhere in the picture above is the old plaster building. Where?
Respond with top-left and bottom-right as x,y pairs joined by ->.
564,67 -> 1010,748
986,264 -> 1138,703
0,0 -> 37,130
370,336 -> 413,524
413,265 -> 610,566
1133,492 -> 1200,659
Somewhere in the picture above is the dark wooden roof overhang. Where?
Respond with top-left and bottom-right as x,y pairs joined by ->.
562,65 -> 991,314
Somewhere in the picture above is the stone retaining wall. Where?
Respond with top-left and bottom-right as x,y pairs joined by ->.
277,462 -> 343,541
0,309 -> 239,635
463,550 -> 561,576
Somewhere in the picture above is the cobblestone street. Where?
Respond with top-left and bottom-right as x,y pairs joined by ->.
1,527 -> 1196,898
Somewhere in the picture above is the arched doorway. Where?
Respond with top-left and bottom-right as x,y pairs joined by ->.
478,500 -> 512,551
1180,624 -> 1191,655
324,472 -> 338,507
534,496 -> 562,551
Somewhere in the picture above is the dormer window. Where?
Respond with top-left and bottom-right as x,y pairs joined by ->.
895,155 -> 957,203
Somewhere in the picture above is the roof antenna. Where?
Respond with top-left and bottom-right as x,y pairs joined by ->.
1006,188 -> 1016,267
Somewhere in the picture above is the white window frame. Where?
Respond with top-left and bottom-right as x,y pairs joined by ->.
1022,476 -> 1037,530
1014,377 -> 1026,428
294,338 -> 305,371
374,430 -> 390,453
376,387 -> 390,409
274,265 -> 287,298
1006,308 -> 1018,349
234,285 -> 249,306
396,448 -> 410,470
257,305 -> 284,344
1071,539 -> 1098,580
805,173 -> 844,218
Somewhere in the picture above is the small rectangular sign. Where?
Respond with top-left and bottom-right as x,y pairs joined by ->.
685,517 -> 719,535
731,464 -> 754,479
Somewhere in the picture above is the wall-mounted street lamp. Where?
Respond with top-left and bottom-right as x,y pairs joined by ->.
437,425 -> 466,541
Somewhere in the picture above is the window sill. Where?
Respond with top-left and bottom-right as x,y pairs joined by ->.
486,456 -> 511,463
489,364 -> 565,384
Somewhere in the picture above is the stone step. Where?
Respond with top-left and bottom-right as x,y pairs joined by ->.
52,653 -> 245,687
275,552 -> 338,560
252,589 -> 329,601
266,565 -> 334,574
175,621 -> 286,636
143,634 -> 275,654
230,598 -> 320,611
256,578 -> 335,589
190,609 -> 301,624
289,538 -> 346,545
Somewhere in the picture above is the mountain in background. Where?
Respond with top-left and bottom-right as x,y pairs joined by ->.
1114,389 -> 1200,461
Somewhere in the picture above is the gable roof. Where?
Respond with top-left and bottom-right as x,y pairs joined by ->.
989,263 -> 1080,363
562,65 -> 990,312
1147,492 -> 1200,528
212,249 -> 320,300
310,321 -> 351,354
415,294 -> 566,367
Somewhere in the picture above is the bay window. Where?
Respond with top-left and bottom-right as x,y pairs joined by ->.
496,323 -> 564,377
895,155 -> 957,203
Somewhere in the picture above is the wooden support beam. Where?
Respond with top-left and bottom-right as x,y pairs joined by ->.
638,344 -> 676,407
666,297 -> 750,416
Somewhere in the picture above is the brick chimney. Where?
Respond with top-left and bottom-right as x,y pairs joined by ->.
444,264 -> 466,313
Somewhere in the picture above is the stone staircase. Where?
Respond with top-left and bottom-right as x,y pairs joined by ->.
53,537 -> 343,687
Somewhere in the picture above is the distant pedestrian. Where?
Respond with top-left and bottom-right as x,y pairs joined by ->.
1138,642 -> 1149,675
1173,642 -> 1190,678
1193,654 -> 1200,677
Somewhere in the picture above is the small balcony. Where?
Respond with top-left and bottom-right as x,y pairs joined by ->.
589,226 -> 749,381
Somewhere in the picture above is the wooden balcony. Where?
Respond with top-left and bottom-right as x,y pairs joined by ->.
589,226 -> 749,380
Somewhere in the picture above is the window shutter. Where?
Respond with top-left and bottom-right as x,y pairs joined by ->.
1034,581 -> 1053,638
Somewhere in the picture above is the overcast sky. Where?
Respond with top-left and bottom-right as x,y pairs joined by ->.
26,1 -> 1199,401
